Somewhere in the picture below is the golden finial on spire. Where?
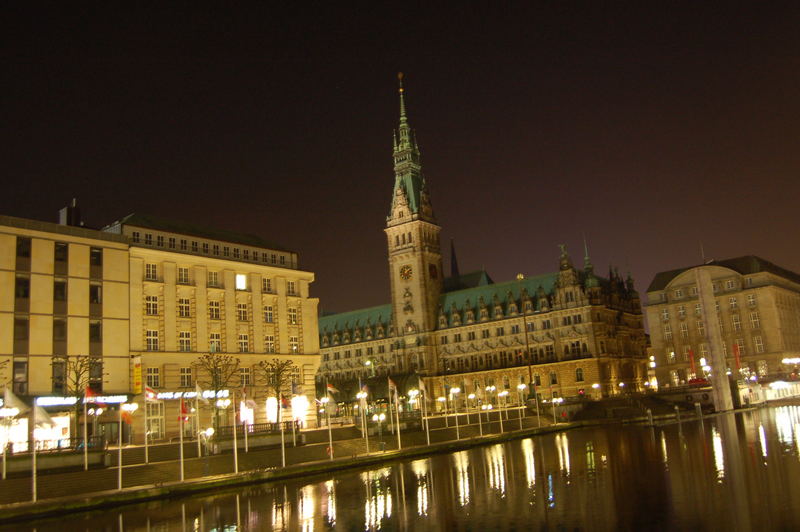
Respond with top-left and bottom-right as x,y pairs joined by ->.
398,71 -> 404,93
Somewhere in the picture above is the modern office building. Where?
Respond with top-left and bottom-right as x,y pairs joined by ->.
317,78 -> 649,408
646,256 -> 800,387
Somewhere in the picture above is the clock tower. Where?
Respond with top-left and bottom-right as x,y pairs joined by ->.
385,73 -> 443,373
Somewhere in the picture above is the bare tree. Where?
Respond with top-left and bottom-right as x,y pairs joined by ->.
192,354 -> 241,430
255,359 -> 297,400
0,358 -> 9,386
50,355 -> 96,434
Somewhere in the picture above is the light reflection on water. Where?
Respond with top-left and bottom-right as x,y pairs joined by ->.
6,405 -> 800,531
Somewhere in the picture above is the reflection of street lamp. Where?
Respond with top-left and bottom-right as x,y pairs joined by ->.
372,413 -> 386,451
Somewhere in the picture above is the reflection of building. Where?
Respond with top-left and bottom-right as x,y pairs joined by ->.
0,205 -> 321,447
317,78 -> 648,403
103,214 -> 320,437
645,256 -> 800,387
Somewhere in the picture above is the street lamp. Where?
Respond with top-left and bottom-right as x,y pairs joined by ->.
372,413 -> 386,451
517,273 -> 540,429
450,387 -> 461,440
516,384 -> 527,429
364,358 -> 377,377
356,391 -> 369,453
498,390 -> 509,432
320,396 -> 334,459
552,397 -> 564,424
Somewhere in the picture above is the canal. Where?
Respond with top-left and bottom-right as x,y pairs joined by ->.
5,405 -> 800,531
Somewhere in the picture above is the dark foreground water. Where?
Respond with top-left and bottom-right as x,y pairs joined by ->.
5,405 -> 800,531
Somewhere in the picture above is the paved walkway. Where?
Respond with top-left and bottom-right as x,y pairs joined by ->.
0,409 -> 549,505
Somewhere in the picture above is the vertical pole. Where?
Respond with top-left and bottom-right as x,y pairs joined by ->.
395,390 -> 402,450
31,408 -> 37,502
83,398 -> 88,470
2,421 -> 6,480
243,407 -> 249,453
179,407 -> 185,482
195,395 -> 201,458
518,392 -> 523,430
117,406 -> 123,490
478,402 -> 483,436
326,406 -> 334,459
498,401 -> 504,433
453,395 -> 460,440
232,397 -> 239,474
144,397 -> 149,463
423,391 -> 430,445
280,394 -> 286,467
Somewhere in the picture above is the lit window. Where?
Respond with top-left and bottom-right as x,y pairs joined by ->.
179,331 -> 192,352
663,324 -> 672,341
747,294 -> 757,306
262,277 -> 272,293
235,274 -> 247,290
238,334 -> 250,353
290,336 -> 299,353
209,333 -> 221,352
287,281 -> 297,295
661,309 -> 669,320
145,263 -> 158,281
680,323 -> 688,339
208,271 -> 219,287
754,336 -> 764,353
677,305 -> 686,318
674,289 -> 683,299
239,367 -> 251,386
729,297 -> 738,310
732,314 -> 741,331
750,312 -> 760,329
726,280 -> 735,290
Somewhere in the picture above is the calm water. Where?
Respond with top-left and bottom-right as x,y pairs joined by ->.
6,405 -> 800,531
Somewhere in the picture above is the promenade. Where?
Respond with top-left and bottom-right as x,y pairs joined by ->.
0,408 -> 549,513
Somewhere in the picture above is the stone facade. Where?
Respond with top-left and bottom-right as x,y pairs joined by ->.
645,257 -> 800,388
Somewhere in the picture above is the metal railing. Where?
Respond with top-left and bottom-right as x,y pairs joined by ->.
216,421 -> 299,438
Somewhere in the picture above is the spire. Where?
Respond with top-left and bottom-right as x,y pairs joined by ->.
583,235 -> 593,271
398,72 -> 407,125
396,72 -> 414,151
450,238 -> 460,279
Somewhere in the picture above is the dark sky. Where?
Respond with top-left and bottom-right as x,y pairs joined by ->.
3,4 -> 800,315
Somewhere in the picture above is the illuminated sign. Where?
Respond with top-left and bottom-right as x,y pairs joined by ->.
35,395 -> 129,406
154,389 -> 230,400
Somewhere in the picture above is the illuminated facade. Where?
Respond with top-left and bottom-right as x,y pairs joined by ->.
317,78 -> 648,405
103,214 -> 321,437
646,256 -> 800,387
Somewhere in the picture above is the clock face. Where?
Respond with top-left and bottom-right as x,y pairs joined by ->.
399,265 -> 413,281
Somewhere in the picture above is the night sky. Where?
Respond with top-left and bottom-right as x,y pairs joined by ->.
3,4 -> 800,316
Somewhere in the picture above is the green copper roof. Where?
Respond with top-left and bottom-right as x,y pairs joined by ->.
440,272 -> 559,317
319,303 -> 393,333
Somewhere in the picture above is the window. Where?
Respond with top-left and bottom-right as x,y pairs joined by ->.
574,314 -> 582,324
746,278 -> 753,287
288,308 -> 298,325
223,246 -> 230,257
526,322 -> 534,332
280,256 -> 286,265
696,320 -> 705,336
757,360 -> 768,376
378,345 -> 385,354
534,374 -> 541,386
754,336 -> 764,353
179,367 -> 192,388
562,316 -> 572,326
565,291 -> 575,303
145,263 -> 157,281
168,237 -> 176,249
441,336 -> 449,345
208,271 -> 219,287
661,308 -> 669,321
53,318 -> 67,341
89,321 -> 102,342
453,333 -> 462,342
747,294 -> 757,307
729,297 -> 738,310
145,295 -> 159,315
157,235 -> 164,247
700,343 -> 709,357
15,276 -> 30,299
694,303 -> 702,316
680,323 -> 689,339
542,319 -> 552,330
178,298 -> 191,317
262,278 -> 272,292
750,312 -> 760,329
146,330 -> 159,351
510,324 -> 520,334
180,239 -> 187,251
265,335 -> 275,353
208,300 -> 220,320
179,331 -> 191,352
209,333 -> 221,353
237,303 -> 248,321
191,241 -> 198,253
674,289 -> 683,299
243,250 -> 249,260
287,281 -> 297,295
132,232 -> 140,243
663,324 -> 672,341
177,267 -> 190,284
54,242 -> 68,262
467,331 -> 476,340
690,286 -> 698,296
238,334 -> 250,353
735,338 -> 746,356
677,305 -> 686,318
235,274 -> 247,290
233,248 -> 240,259
496,327 -> 505,336
575,368 -> 584,382
202,243 -> 209,254
264,306 -> 274,322
726,280 -> 735,290
52,358 -> 66,394
146,366 -> 160,388
144,233 -> 153,245
550,372 -> 558,385
213,244 -> 220,256
89,283 -> 102,304
731,314 -> 741,332
544,345 -> 555,358
482,329 -> 490,338
667,350 -> 676,364
239,367 -> 251,386
290,336 -> 299,353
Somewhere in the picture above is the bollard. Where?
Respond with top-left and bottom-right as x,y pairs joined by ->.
646,408 -> 654,426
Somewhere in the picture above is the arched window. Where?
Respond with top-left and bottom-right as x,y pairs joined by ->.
575,368 -> 584,382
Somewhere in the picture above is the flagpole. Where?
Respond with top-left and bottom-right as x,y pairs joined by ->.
2,419 -> 6,480
422,390 -> 430,445
325,379 -> 333,460
279,393 -> 286,467
243,398 -> 248,453
195,393 -> 201,457
83,395 -> 88,470
231,393 -> 239,474
117,405 -> 123,490
143,394 -> 149,464
179,398 -> 185,482
32,407 -> 37,502
394,386 -> 402,450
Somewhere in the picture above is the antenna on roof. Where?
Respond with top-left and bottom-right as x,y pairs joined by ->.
700,241 -> 713,264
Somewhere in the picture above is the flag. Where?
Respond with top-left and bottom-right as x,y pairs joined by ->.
178,397 -> 189,422
195,382 -> 209,404
388,377 -> 397,396
144,385 -> 158,403
326,383 -> 339,395
281,395 -> 290,409
33,405 -> 55,428
84,386 -> 97,403
121,409 -> 134,425
3,387 -> 29,415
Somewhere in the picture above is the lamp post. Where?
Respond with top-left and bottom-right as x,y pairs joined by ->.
372,413 -> 386,451
320,396 -> 334,459
450,387 -> 461,440
437,396 -> 448,427
364,359 -> 377,377
591,382 -> 601,399
498,390 -> 509,431
516,383 -> 526,429
356,391 -> 369,453
469,394 -> 482,435
118,402 -> 138,490
517,273 -> 541,428
552,397 -> 564,424
0,406 -> 20,480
